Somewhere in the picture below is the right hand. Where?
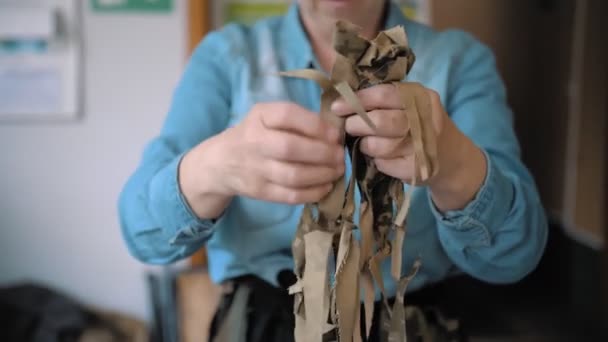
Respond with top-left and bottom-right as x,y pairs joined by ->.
188,102 -> 345,206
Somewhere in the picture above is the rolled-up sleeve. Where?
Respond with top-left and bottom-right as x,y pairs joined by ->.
118,29 -> 234,264
431,31 -> 548,283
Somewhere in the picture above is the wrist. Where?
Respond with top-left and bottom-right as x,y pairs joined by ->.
429,124 -> 487,212
178,133 -> 235,219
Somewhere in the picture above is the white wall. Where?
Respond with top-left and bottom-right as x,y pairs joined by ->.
0,0 -> 186,320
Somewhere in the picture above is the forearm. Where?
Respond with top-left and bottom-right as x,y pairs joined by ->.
431,151 -> 548,283
179,132 -> 234,220
118,138 -> 220,264
426,120 -> 546,283
429,119 -> 487,212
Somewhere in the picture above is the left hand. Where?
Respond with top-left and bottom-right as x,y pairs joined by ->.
331,82 -> 488,212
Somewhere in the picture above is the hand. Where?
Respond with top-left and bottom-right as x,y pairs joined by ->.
331,83 -> 487,212
195,102 -> 345,205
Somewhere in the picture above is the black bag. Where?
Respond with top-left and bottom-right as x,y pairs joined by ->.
0,283 -> 148,342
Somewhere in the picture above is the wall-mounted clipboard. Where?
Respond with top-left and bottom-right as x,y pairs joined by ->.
0,0 -> 82,122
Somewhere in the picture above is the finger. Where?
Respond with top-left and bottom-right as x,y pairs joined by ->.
263,129 -> 344,166
360,136 -> 411,159
375,157 -> 411,182
345,109 -> 410,137
374,156 -> 431,185
264,159 -> 344,188
261,182 -> 334,205
332,83 -> 427,113
260,102 -> 340,143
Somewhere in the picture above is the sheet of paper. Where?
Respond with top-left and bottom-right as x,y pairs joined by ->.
0,55 -> 62,116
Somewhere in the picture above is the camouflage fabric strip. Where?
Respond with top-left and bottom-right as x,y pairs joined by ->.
388,259 -> 422,342
334,143 -> 360,341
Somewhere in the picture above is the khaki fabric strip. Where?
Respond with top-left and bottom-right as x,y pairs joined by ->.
361,269 -> 376,339
302,230 -> 335,341
402,91 -> 430,181
391,227 -> 406,282
388,259 -> 422,342
335,225 -> 360,342
278,70 -> 332,90
353,302 -> 363,342
369,245 -> 392,315
414,86 -> 439,178
358,202 -> 374,271
333,81 -> 376,130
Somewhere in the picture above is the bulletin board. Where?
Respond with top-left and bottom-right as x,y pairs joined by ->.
0,0 -> 82,121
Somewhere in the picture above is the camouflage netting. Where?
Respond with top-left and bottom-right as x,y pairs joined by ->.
281,21 -> 439,341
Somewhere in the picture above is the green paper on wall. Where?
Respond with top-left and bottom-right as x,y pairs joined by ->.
91,0 -> 173,13
226,2 -> 289,25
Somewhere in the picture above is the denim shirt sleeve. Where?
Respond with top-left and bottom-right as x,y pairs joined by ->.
430,31 -> 548,284
117,29 -> 234,264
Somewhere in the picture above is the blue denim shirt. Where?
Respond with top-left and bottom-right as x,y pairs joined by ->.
118,2 -> 547,297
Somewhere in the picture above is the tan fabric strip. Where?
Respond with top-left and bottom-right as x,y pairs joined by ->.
292,286 -> 307,342
401,91 -> 430,181
414,86 -> 439,178
390,179 -> 406,281
334,224 -> 360,342
391,227 -> 406,282
388,259 -> 422,342
391,160 -> 417,281
383,25 -> 409,46
342,139 -> 360,220
333,81 -> 376,130
292,204 -> 313,279
369,245 -> 392,315
294,311 -> 307,342
394,157 -> 417,227
302,230 -> 335,341
278,70 -> 332,90
354,301 -> 363,342
332,53 -> 362,89
358,200 -> 374,270
332,140 -> 360,340
361,269 -> 375,339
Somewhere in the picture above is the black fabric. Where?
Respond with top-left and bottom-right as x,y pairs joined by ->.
0,284 -> 143,342
209,272 -> 467,342
209,275 -> 295,342
0,284 -> 90,342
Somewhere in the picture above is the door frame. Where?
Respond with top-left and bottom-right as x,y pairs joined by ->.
188,0 -> 211,267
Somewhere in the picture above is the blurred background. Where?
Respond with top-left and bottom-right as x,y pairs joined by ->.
0,0 -> 606,341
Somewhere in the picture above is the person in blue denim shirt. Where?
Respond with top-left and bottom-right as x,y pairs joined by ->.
119,0 -> 547,339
